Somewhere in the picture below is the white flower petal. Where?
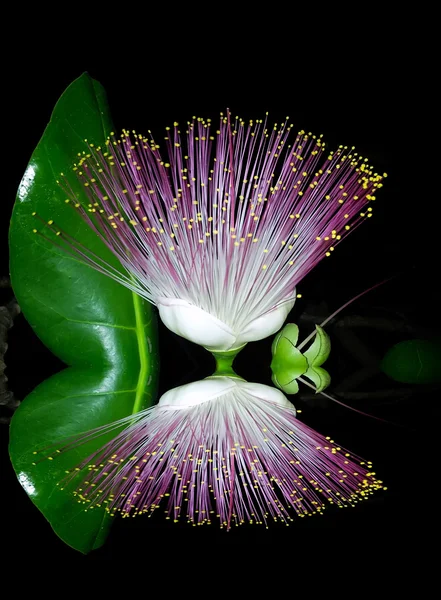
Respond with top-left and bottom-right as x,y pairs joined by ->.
158,377 -> 239,409
158,375 -> 295,414
234,297 -> 296,347
157,295 -> 296,352
157,297 -> 237,351
239,381 -> 294,411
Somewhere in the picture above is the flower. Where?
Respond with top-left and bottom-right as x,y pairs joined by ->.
43,112 -> 386,351
46,376 -> 384,528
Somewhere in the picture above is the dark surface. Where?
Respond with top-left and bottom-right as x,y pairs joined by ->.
1,41 -> 437,566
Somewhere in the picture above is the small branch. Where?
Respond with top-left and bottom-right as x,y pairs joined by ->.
297,376 -> 407,426
303,382 -> 440,401
298,388 -> 415,402
297,277 -> 394,351
0,294 -> 21,423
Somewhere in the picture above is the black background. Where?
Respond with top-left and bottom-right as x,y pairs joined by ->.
0,29 -> 438,571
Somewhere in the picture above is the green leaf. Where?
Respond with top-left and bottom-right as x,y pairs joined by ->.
8,73 -> 159,554
303,325 -> 331,367
270,324 -> 308,394
381,339 -> 441,384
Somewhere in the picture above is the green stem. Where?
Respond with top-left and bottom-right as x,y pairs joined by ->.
297,277 -> 395,351
211,346 -> 246,378
132,292 -> 149,414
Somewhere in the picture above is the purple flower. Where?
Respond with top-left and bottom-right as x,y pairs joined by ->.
49,377 -> 384,528
50,112 -> 385,351
32,112 -> 388,529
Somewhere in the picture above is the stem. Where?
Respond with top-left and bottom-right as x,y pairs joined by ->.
297,276 -> 396,351
132,291 -> 150,414
297,376 -> 406,427
211,346 -> 246,378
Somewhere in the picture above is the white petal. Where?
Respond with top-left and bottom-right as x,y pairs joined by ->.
157,297 -> 237,351
157,295 -> 296,352
158,375 -> 295,414
234,297 -> 296,347
158,377 -> 239,409
240,381 -> 295,411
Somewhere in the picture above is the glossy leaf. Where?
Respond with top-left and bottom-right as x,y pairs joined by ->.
8,74 -> 159,554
